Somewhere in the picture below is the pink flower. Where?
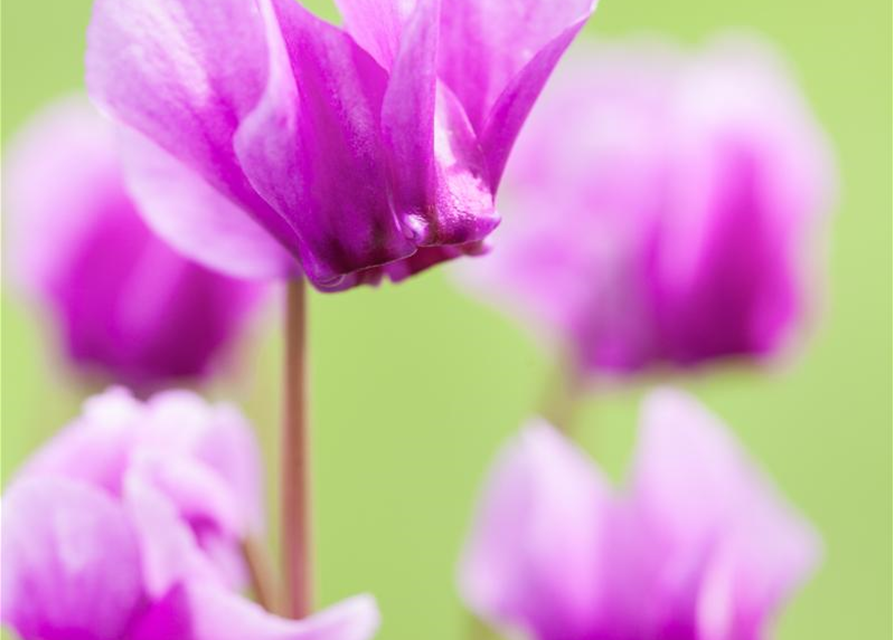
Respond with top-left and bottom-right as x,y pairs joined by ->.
5,97 -> 265,387
458,35 -> 835,375
84,0 -> 597,290
2,388 -> 380,640
459,389 -> 820,640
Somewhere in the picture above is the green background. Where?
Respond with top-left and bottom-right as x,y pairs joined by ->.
1,0 -> 890,638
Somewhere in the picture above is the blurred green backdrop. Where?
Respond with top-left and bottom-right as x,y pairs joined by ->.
1,0 -> 890,639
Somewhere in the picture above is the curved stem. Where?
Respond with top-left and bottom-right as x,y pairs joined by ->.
242,537 -> 278,612
282,278 -> 313,618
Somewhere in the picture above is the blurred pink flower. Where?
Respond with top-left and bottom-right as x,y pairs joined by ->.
1,388 -> 380,640
458,35 -> 835,375
459,389 -> 820,640
5,97 -> 265,388
18,387 -> 264,585
85,0 -> 596,291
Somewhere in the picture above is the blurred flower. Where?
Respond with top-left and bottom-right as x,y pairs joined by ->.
5,97 -> 265,388
1,388 -> 380,640
85,0 -> 596,291
459,389 -> 820,640
17,387 -> 264,588
457,35 -> 835,375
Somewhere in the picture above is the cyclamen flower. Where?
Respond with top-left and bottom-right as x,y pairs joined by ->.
5,97 -> 264,387
459,389 -> 820,640
458,36 -> 835,374
2,388 -> 380,640
85,0 -> 596,291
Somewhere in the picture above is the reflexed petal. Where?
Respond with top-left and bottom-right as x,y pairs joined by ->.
142,391 -> 264,536
123,473 -> 223,598
438,0 -> 596,182
3,97 -> 122,295
4,98 -> 269,382
86,0 -> 264,201
1,478 -> 144,640
380,0 -> 439,233
120,129 -> 296,280
236,0 -> 415,288
131,587 -> 381,640
479,19 -> 591,188
452,44 -> 677,374
378,5 -> 500,257
652,36 -> 835,364
696,516 -> 820,640
19,388 -> 142,494
324,0 -> 500,263
21,388 -> 262,543
128,452 -> 245,543
425,84 -> 499,245
87,0 -> 303,276
632,389 -> 820,635
632,389 -> 759,543
454,37 -> 832,373
459,421 -> 611,639
334,0 -> 418,69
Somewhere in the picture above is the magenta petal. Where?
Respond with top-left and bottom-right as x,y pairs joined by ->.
142,390 -> 264,537
425,84 -> 499,245
335,0 -> 499,257
334,0 -> 412,69
651,38 -> 835,365
457,37 -> 833,375
695,519 -> 820,640
20,388 -> 263,544
119,128 -> 295,280
479,17 -> 591,188
1,478 -> 144,640
632,390 -> 759,543
380,0 -> 439,231
459,421 -> 611,640
19,388 -> 141,494
86,0 -> 302,276
437,0 -> 596,134
381,0 -> 498,251
4,97 -> 120,295
131,586 -> 380,640
123,474 -> 223,599
235,0 -> 417,288
632,389 -> 820,636
86,0 -> 266,205
85,0 -> 522,290
5,99 -> 269,382
128,452 -> 244,545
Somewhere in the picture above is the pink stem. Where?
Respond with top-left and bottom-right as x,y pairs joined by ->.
242,537 -> 277,612
282,278 -> 313,618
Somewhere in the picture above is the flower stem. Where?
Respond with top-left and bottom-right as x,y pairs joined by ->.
242,537 -> 277,612
539,351 -> 585,433
282,278 -> 313,619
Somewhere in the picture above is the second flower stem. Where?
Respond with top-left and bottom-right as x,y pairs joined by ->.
242,537 -> 277,612
282,278 -> 313,619
540,352 -> 585,434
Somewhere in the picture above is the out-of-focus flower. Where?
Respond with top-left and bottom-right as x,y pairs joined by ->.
458,35 -> 836,375
85,0 -> 597,291
459,389 -> 820,640
1,388 -> 380,640
4,97 -> 265,388
17,387 -> 264,588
